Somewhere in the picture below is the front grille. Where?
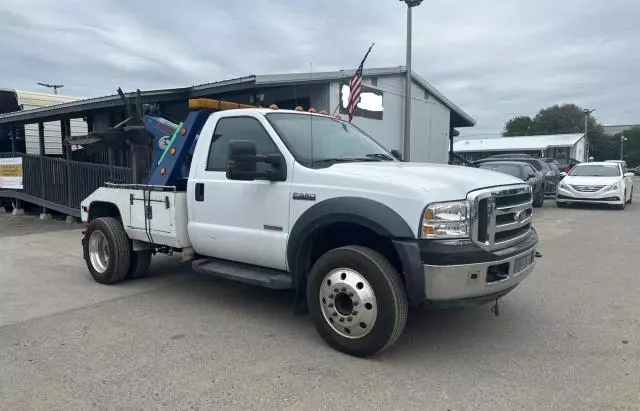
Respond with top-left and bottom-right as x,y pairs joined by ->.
468,185 -> 533,251
570,184 -> 605,192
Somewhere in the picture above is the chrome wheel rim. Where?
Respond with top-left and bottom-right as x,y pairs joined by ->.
319,268 -> 377,339
88,230 -> 109,273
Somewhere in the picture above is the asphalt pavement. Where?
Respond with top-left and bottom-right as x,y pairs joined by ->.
1,194 -> 639,410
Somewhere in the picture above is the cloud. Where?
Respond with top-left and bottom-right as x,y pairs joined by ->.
0,0 -> 638,133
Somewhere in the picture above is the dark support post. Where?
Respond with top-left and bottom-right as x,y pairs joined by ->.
38,122 -> 45,156
37,122 -> 51,219
130,140 -> 138,184
10,126 -> 16,154
63,118 -> 73,208
449,127 -> 454,155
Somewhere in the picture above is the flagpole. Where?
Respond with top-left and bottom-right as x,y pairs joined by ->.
344,43 -> 375,122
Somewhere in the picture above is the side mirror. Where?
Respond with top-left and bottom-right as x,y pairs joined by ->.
226,140 -> 286,181
390,149 -> 402,160
527,173 -> 536,180
624,172 -> 634,178
559,171 -> 567,177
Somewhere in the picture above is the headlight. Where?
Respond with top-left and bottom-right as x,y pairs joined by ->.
606,184 -> 620,191
559,182 -> 570,190
421,201 -> 469,239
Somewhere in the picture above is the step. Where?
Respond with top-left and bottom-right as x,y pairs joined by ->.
192,258 -> 293,290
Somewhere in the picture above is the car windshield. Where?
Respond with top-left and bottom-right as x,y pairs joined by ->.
479,164 -> 523,178
569,164 -> 621,177
266,113 -> 395,167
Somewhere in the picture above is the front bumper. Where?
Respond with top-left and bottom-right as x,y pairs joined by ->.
556,186 -> 624,204
423,246 -> 536,301
393,230 -> 538,306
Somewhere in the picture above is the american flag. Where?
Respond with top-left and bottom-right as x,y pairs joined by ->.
347,43 -> 374,123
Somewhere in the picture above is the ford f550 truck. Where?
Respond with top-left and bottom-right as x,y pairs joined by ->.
80,98 -> 539,357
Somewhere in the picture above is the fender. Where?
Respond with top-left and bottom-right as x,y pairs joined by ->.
287,197 -> 425,311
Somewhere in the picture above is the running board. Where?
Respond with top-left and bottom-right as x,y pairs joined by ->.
192,258 -> 293,290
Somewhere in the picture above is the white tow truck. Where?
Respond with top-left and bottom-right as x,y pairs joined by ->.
80,98 -> 539,357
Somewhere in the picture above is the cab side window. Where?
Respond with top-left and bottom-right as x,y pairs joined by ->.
206,117 -> 279,172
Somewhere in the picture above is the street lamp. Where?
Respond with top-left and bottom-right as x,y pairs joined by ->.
400,0 -> 423,161
620,135 -> 627,160
583,108 -> 595,160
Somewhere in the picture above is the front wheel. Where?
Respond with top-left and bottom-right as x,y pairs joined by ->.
306,246 -> 408,357
627,188 -> 633,204
83,217 -> 131,284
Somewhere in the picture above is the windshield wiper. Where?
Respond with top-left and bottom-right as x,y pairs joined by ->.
311,157 -> 383,167
365,153 -> 395,161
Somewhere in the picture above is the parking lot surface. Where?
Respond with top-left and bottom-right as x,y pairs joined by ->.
1,194 -> 639,410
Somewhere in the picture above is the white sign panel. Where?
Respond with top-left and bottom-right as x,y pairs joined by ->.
0,157 -> 23,189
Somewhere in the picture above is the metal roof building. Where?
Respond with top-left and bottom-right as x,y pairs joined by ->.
454,133 -> 586,165
1,66 -> 475,164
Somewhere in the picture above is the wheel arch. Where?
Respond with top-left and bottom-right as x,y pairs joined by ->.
88,201 -> 122,222
287,197 -> 421,312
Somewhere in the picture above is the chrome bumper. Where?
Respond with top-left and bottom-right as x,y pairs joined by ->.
423,246 -> 536,301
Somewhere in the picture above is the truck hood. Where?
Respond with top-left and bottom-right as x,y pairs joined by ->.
324,162 -> 524,195
563,176 -> 620,186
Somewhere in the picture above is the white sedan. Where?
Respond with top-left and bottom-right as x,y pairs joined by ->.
556,162 -> 634,209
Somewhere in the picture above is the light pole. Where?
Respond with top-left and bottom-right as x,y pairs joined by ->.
583,108 -> 595,160
620,135 -> 627,160
400,0 -> 423,161
37,82 -> 64,94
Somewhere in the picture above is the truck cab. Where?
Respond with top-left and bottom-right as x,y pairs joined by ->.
80,102 -> 539,357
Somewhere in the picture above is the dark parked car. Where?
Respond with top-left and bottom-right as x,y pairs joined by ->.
477,161 -> 545,207
474,155 -> 557,195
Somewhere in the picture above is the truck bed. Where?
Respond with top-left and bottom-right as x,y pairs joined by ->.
81,184 -> 190,249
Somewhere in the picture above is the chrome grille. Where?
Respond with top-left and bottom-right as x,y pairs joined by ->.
570,184 -> 605,192
468,185 -> 533,251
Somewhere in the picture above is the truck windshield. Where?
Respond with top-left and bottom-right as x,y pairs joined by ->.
266,113 -> 395,167
569,164 -> 621,177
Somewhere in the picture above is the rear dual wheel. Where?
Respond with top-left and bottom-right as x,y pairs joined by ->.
307,246 -> 408,357
83,217 -> 152,284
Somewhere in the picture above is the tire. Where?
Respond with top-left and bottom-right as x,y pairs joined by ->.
627,188 -> 633,204
533,189 -> 544,207
306,245 -> 408,358
127,249 -> 152,279
83,217 -> 131,284
3,204 -> 12,213
556,201 -> 567,208
617,195 -> 626,210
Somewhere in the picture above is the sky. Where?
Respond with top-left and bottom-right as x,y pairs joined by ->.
1,0 -> 638,136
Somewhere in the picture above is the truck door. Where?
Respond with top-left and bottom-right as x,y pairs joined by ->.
188,115 -> 290,270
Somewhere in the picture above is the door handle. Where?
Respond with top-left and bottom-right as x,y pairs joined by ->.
195,183 -> 204,202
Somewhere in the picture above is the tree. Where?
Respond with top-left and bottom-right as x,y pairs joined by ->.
503,116 -> 533,136
615,126 -> 640,167
502,103 -> 615,161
